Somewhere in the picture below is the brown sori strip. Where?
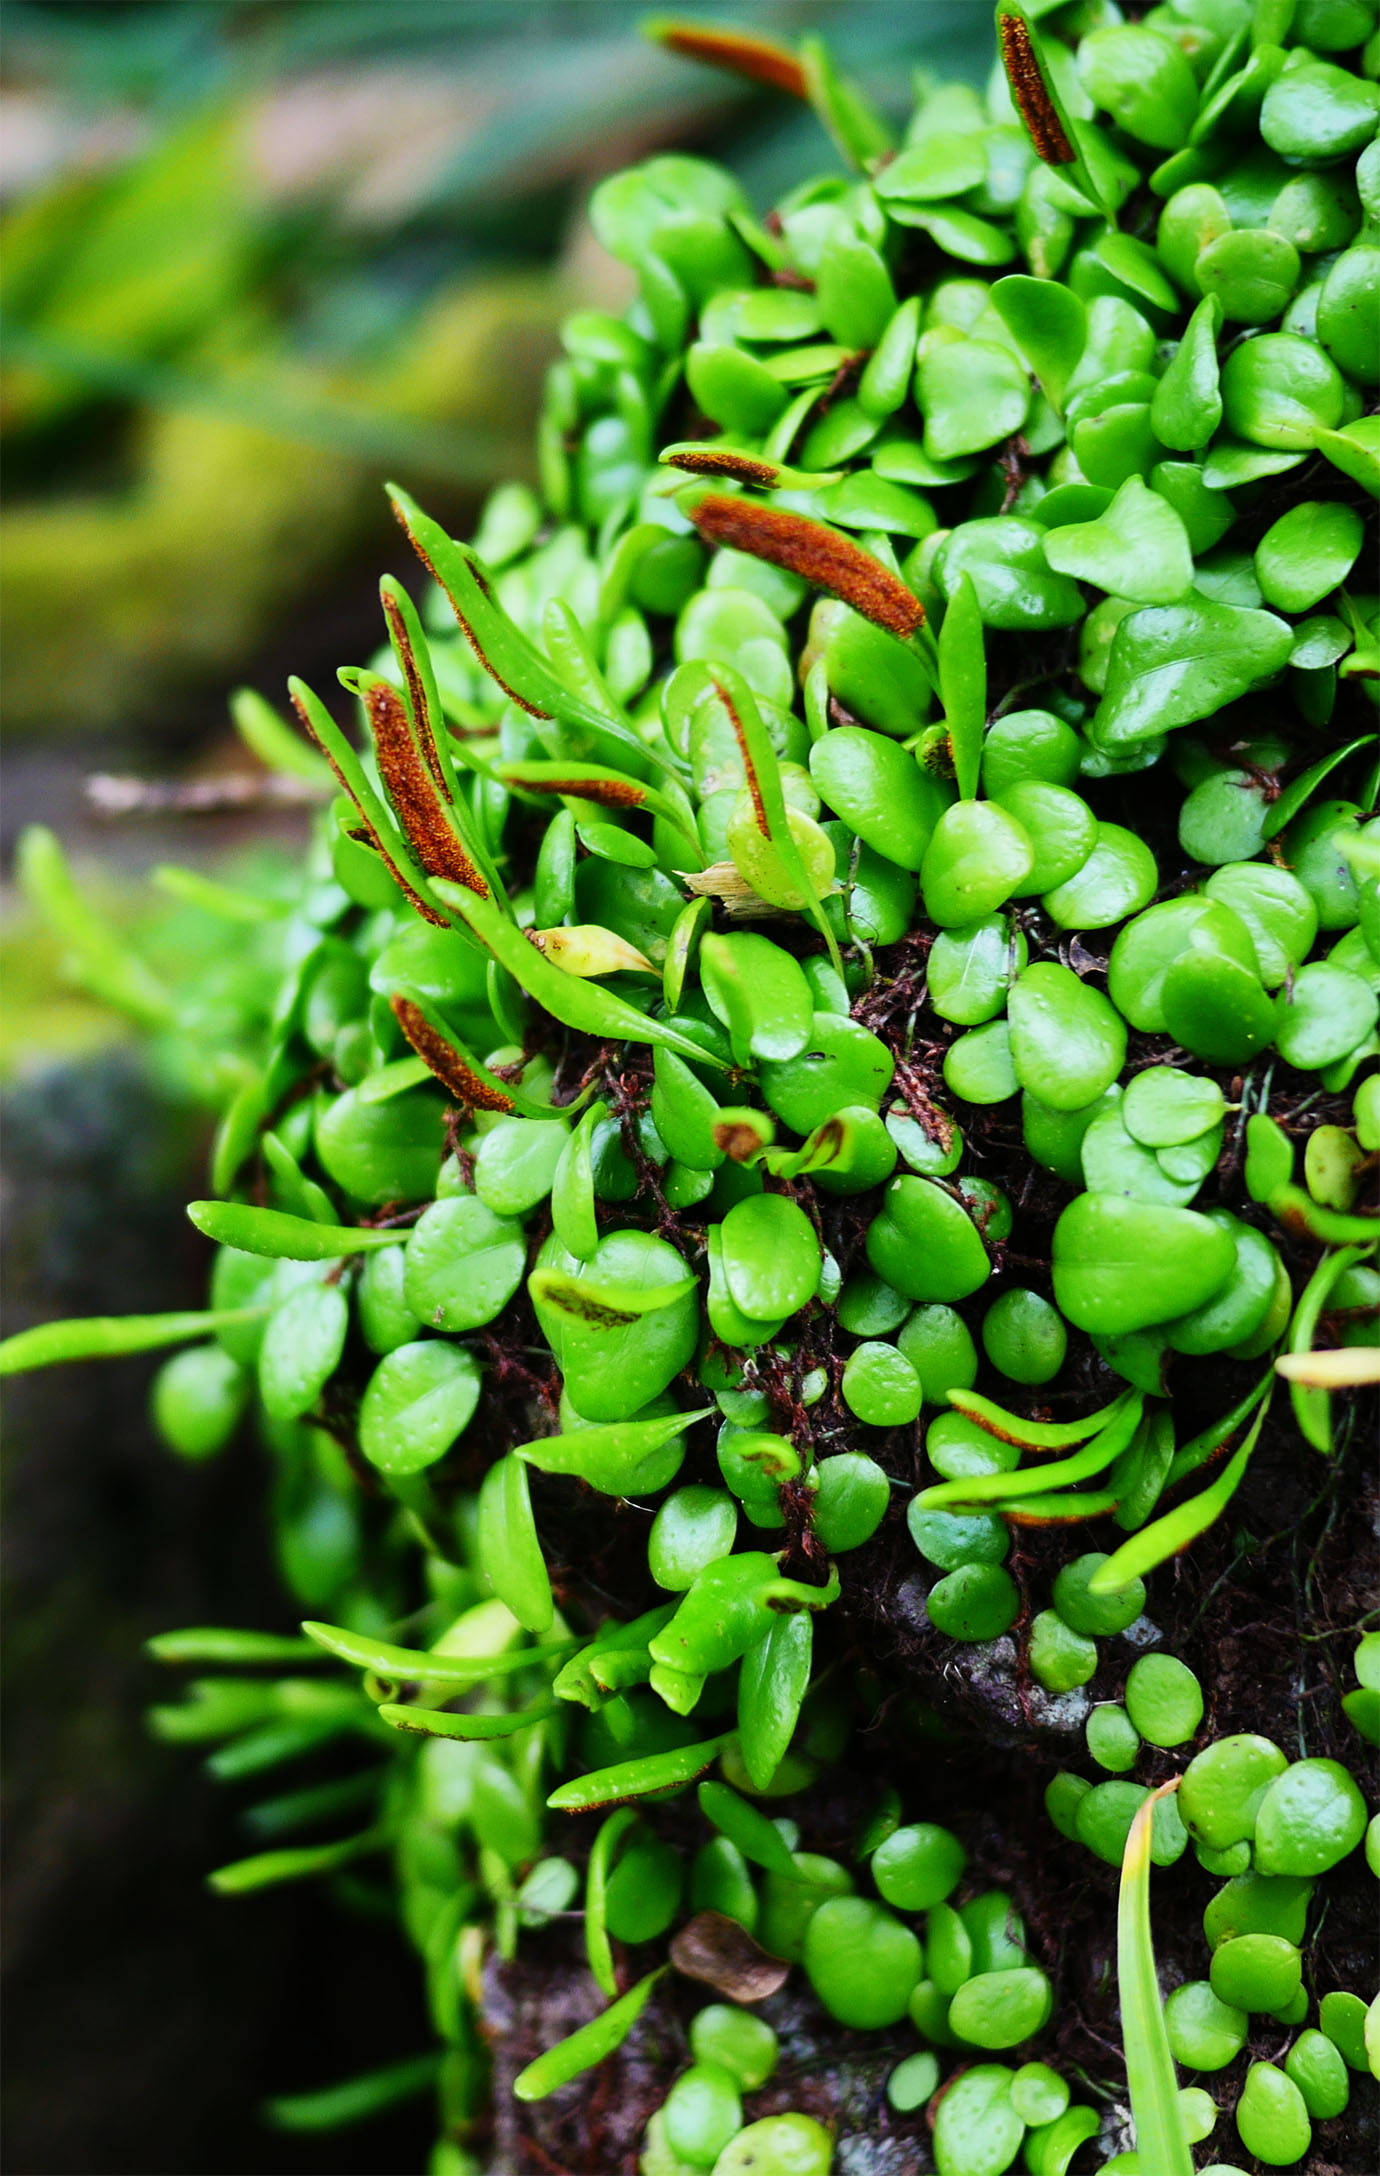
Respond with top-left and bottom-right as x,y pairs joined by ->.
518,775 -> 646,808
380,586 -> 447,795
691,495 -> 925,640
998,11 -> 1075,165
708,669 -> 768,836
652,21 -> 807,98
366,681 -> 488,896
290,689 -> 448,925
663,447 -> 780,489
391,996 -> 515,1112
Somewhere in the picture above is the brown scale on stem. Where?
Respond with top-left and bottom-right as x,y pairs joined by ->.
690,494 -> 925,640
391,994 -> 515,1113
998,10 -> 1076,166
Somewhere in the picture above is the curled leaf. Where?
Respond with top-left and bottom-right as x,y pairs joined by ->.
529,1268 -> 697,1329
515,1408 -> 708,1495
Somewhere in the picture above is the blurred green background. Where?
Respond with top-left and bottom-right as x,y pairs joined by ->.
0,6 -> 990,2171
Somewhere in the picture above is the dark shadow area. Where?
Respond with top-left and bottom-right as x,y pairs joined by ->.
1,1055 -> 431,2174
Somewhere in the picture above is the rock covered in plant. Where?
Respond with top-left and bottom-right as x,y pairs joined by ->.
2,2 -> 1378,2171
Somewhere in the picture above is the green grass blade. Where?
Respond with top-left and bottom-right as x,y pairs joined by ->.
1118,1781 -> 1193,2176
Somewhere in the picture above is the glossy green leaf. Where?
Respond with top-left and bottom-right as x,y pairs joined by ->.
187,1202 -> 400,1262
547,1738 -> 736,1813
476,1454 -> 554,1634
1053,1194 -> 1236,1336
735,1612 -> 813,1793
719,1194 -> 820,1322
1148,297 -> 1222,454
1090,1394 -> 1270,1590
698,1779 -> 798,1876
0,1306 -> 267,1375
515,1409 -> 705,1496
358,1340 -> 481,1476
699,931 -> 812,1067
1093,597 -> 1294,749
1042,475 -> 1193,607
513,1968 -> 667,2100
938,573 -> 986,801
990,274 -> 1086,412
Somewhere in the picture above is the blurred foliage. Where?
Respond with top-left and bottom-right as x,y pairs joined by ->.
1,0 -> 987,732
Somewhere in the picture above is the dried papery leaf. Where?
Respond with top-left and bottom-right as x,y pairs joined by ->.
688,494 -> 925,641
354,675 -> 489,896
996,5 -> 1075,165
680,862 -> 794,916
669,1911 -> 791,2003
1275,1348 -> 1380,1388
643,17 -> 807,98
